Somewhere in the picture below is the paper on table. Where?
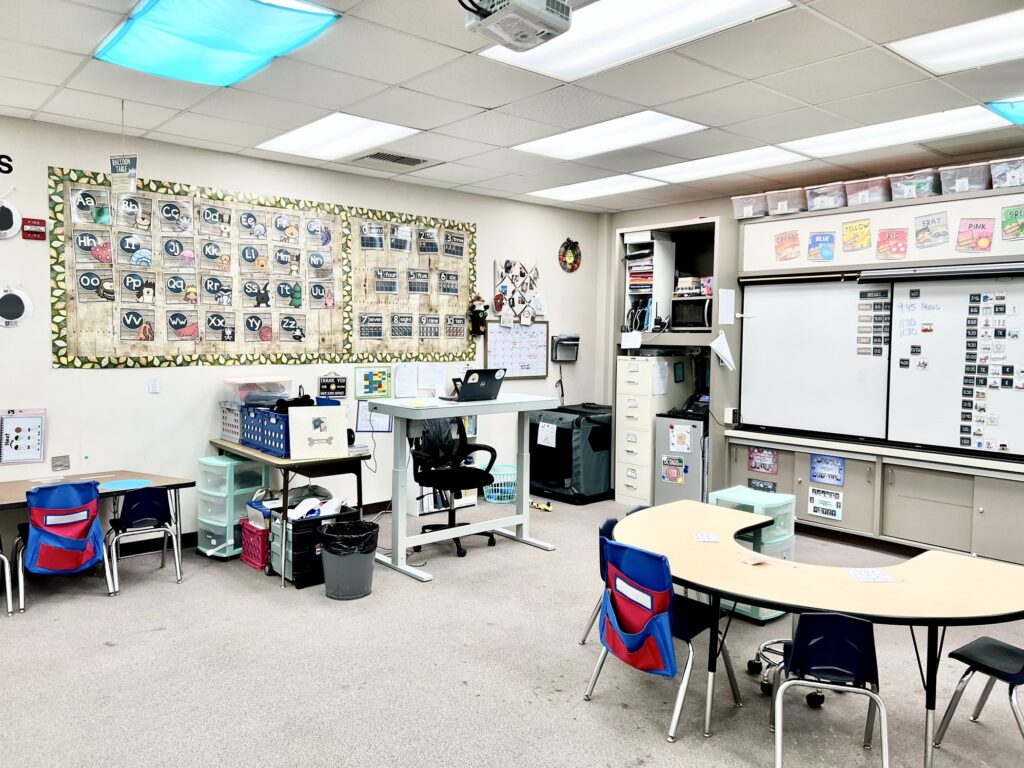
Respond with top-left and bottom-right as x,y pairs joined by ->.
393,363 -> 418,398
847,568 -> 897,583
693,533 -> 720,543
537,421 -> 557,448
651,360 -> 668,395
718,288 -> 736,326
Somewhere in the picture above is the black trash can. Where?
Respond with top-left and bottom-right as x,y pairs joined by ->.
321,520 -> 379,600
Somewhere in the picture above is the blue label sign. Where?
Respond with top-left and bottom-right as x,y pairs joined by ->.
809,454 -> 845,486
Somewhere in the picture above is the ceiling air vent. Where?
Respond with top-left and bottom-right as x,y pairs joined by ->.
348,152 -> 440,173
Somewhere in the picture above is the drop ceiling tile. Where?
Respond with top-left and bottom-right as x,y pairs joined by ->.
686,173 -> 782,195
350,0 -> 486,52
758,49 -> 926,105
2,0 -> 123,55
406,163 -> 501,185
155,113 -> 281,147
2,42 -> 85,86
677,8 -> 866,80
453,185 -> 516,199
943,60 -> 1024,103
923,128 -> 1024,158
497,85 -> 638,129
457,148 -> 556,173
399,175 -> 460,190
523,163 -> 618,185
147,132 -> 246,154
658,82 -> 805,128
726,108 -> 859,144
289,17 -> 461,84
576,52 -> 741,107
404,56 -> 559,110
821,80 -> 973,126
68,60 -> 215,110
325,163 -> 398,179
43,89 -> 179,130
579,148 -> 687,174
627,184 -> 719,205
0,107 -> 33,119
0,77 -> 57,110
754,159 -> 855,186
378,131 -> 497,162
236,59 -> 387,110
434,112 -> 559,145
811,0 -> 1024,44
826,144 -> 950,175
467,174 -> 551,194
642,129 -> 762,160
345,88 -> 481,130
189,89 -> 331,131
237,149 -> 330,168
35,112 -> 145,137
578,193 -> 661,212
513,195 -> 612,213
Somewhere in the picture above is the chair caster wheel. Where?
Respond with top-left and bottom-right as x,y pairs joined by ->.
456,548 -> 467,557
264,564 -> 273,576
583,695 -> 591,701
747,659 -> 763,675
487,537 -> 496,546
806,691 -> 825,708
760,681 -> 774,696
413,545 -> 422,552
666,735 -> 676,743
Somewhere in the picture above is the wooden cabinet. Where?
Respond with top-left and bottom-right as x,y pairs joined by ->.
972,476 -> 1024,565
794,455 -> 876,535
881,465 -> 974,552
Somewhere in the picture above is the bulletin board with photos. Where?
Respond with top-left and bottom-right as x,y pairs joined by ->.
47,167 -> 476,368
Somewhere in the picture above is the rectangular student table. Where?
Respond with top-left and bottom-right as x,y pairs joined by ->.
210,439 -> 369,588
368,392 -> 560,582
613,501 -> 1024,767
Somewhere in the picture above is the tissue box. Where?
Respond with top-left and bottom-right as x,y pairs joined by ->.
888,169 -> 940,200
805,182 -> 846,211
731,193 -> 768,220
766,188 -> 807,215
939,162 -> 991,194
990,156 -> 1024,189
844,176 -> 891,206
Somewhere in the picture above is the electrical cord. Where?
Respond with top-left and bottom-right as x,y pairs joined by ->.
458,0 -> 491,18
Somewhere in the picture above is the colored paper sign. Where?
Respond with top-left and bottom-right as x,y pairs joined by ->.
748,478 -> 776,492
808,487 -> 843,521
807,232 -> 836,261
842,219 -> 871,251
661,455 -> 686,484
809,454 -> 845,486
914,211 -> 949,248
668,422 -> 692,453
1001,205 -> 1024,241
748,446 -> 778,475
774,230 -> 800,261
957,218 -> 995,252
876,228 -> 908,260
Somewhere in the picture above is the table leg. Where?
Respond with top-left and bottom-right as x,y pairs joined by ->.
705,594 -> 721,738
355,464 -> 364,520
280,471 -> 289,589
374,417 -> 432,582
494,410 -> 555,552
173,488 -> 182,578
924,625 -> 940,768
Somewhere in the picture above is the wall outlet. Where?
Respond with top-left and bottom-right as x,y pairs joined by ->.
148,377 -> 161,394
724,407 -> 739,425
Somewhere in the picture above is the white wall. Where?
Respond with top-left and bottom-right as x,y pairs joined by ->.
0,117 -> 605,535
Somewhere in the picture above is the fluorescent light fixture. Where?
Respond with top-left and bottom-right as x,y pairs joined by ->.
637,147 -> 808,183
780,106 -> 1011,158
514,111 -> 706,160
480,0 -> 792,81
887,9 -> 1024,75
988,101 -> 1024,125
258,113 -> 419,161
528,174 -> 666,202
95,0 -> 338,87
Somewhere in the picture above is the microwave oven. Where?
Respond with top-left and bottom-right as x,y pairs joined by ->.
670,296 -> 712,331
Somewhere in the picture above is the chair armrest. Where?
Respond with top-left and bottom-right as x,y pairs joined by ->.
463,443 -> 497,473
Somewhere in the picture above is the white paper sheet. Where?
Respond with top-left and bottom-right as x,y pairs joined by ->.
537,421 -> 557,448
651,360 -> 668,395
710,330 -> 736,371
621,330 -> 641,350
393,363 -> 418,398
693,533 -> 720,543
417,363 -> 447,393
847,568 -> 897,583
355,399 -> 392,432
718,288 -> 736,326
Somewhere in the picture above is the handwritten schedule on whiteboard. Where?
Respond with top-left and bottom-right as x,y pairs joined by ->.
484,321 -> 548,379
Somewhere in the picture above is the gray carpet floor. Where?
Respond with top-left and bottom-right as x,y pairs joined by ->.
2,499 -> 1022,768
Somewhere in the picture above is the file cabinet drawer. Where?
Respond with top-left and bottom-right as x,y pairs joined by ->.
616,428 -> 652,466
616,394 -> 652,429
615,461 -> 651,498
616,360 -> 652,395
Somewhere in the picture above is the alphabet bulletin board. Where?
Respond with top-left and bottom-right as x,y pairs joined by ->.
47,167 -> 476,368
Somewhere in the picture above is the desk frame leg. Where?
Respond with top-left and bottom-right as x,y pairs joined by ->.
705,594 -> 721,738
924,625 -> 940,768
375,416 -> 432,582
172,489 -> 183,582
280,471 -> 290,589
493,411 -> 555,553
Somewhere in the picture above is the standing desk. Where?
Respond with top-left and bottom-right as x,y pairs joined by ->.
614,501 -> 1024,767
210,439 -> 369,588
368,393 -> 559,582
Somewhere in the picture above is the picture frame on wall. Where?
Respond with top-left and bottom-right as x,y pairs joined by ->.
354,365 -> 391,399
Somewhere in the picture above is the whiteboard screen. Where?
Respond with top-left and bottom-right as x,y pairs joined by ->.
740,282 -> 891,438
888,277 -> 1024,456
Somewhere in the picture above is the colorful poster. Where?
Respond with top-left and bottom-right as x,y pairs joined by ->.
668,422 -> 692,453
842,219 -> 871,251
876,228 -> 908,260
774,230 -> 800,261
957,218 -> 996,252
661,455 -> 686,484
807,232 -> 836,261
809,454 -> 845,486
1001,205 -> 1024,241
808,487 -> 843,521
748,446 -> 778,475
914,211 -> 949,248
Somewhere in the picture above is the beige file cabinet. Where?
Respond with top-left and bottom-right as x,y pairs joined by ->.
614,355 -> 689,506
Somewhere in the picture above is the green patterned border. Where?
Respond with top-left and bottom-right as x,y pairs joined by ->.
48,167 -> 476,368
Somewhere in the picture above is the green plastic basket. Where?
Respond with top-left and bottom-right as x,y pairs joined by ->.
483,464 -> 517,504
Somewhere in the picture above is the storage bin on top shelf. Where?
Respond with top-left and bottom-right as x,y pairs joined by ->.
240,398 -> 341,458
707,485 -> 795,544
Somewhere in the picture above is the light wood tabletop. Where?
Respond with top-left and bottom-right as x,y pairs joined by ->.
209,439 -> 369,469
614,500 -> 1024,627
0,470 -> 195,511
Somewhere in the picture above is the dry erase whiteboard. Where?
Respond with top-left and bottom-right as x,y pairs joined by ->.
484,321 -> 549,379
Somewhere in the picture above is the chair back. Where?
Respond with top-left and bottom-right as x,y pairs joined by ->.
24,481 -> 104,574
597,518 -> 617,581
598,538 -> 677,678
786,612 -> 879,687
118,488 -> 172,530
410,418 -> 466,478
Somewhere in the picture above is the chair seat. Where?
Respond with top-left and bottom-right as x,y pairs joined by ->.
670,595 -> 719,643
950,637 -> 1024,686
417,466 -> 494,492
110,517 -> 164,533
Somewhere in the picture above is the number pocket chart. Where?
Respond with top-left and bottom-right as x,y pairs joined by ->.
484,320 -> 549,379
48,168 -> 476,368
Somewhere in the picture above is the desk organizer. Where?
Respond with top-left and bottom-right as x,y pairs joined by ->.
196,456 -> 268,559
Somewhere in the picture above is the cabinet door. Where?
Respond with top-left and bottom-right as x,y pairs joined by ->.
794,455 -> 875,534
881,465 -> 973,551
972,476 -> 1024,565
727,444 -> 795,494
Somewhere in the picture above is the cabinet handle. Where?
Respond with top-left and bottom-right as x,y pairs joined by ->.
867,467 -> 873,485
796,477 -> 802,485
625,483 -> 637,490
626,415 -> 638,421
978,506 -> 985,514
626,449 -> 638,455
888,468 -> 894,486
626,379 -> 640,385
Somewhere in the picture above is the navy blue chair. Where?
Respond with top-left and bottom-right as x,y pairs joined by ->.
774,613 -> 889,768
106,488 -> 181,594
933,636 -> 1024,749
579,517 -> 618,645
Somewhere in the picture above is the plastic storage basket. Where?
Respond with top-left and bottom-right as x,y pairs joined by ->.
219,401 -> 242,443
707,485 -> 796,544
483,464 -> 518,504
240,518 -> 270,571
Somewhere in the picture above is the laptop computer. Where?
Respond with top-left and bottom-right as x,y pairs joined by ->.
439,368 -> 506,402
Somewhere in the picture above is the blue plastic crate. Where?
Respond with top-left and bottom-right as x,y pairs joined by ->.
240,400 -> 340,458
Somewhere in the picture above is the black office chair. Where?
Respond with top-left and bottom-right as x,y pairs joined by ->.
410,418 -> 497,558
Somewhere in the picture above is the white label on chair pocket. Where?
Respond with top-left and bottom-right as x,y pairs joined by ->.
44,509 -> 89,526
615,576 -> 652,610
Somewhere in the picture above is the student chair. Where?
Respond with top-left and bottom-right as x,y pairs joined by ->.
933,636 -> 1024,749
14,481 -> 113,611
0,535 -> 13,616
774,612 -> 889,768
583,537 -> 741,742
410,418 -> 497,558
105,487 -> 182,594
579,518 -> 618,645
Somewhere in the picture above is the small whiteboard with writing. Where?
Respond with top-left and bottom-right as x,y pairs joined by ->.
485,320 -> 549,379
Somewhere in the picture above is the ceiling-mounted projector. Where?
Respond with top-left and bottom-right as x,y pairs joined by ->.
464,0 -> 572,52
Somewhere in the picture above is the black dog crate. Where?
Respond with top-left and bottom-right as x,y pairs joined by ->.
529,404 -> 613,505
268,506 -> 360,589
